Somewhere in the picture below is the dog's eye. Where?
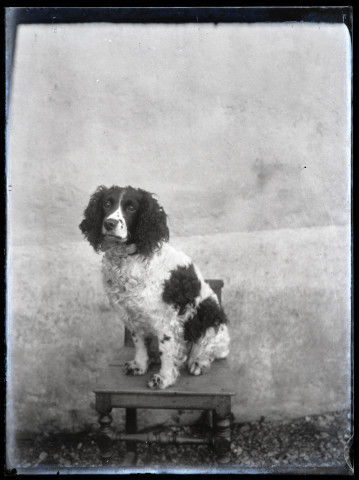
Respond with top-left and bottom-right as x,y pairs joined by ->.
103,200 -> 112,208
127,204 -> 136,212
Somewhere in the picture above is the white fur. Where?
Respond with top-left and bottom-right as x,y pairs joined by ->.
102,243 -> 230,389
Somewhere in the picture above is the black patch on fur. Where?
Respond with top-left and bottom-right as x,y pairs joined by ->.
132,189 -> 169,257
79,185 -> 109,252
184,297 -> 228,343
162,263 -> 201,315
160,335 -> 171,343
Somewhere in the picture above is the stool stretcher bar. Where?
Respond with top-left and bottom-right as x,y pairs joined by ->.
115,430 -> 212,445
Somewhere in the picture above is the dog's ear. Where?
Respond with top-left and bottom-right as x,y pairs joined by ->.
79,185 -> 108,252
133,190 -> 169,256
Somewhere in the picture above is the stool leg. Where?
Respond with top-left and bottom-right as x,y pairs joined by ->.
213,408 -> 231,464
98,411 -> 113,465
199,410 -> 213,428
125,408 -> 137,464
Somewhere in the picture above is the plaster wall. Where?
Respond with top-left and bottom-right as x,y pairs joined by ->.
7,23 -> 351,437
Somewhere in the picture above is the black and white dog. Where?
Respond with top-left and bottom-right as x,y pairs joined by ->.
80,185 -> 230,389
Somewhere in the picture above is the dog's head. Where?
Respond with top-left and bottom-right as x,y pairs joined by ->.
79,185 -> 169,256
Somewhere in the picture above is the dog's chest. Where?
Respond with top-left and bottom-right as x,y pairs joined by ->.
101,245 -> 193,332
102,254 -> 149,307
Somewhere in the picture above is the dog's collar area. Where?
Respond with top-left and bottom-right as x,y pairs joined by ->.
101,239 -> 137,257
123,243 -> 137,256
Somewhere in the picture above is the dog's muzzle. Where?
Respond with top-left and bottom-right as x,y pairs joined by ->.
102,214 -> 128,240
104,218 -> 119,232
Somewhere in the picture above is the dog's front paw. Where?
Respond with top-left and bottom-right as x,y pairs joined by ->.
147,373 -> 168,390
124,360 -> 147,376
188,360 -> 210,376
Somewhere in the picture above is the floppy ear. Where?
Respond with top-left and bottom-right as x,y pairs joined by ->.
79,185 -> 108,252
134,190 -> 169,256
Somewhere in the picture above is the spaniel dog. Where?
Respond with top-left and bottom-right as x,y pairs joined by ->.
79,185 -> 230,389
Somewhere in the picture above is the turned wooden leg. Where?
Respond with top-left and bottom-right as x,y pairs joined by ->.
96,394 -> 113,465
213,400 -> 232,464
124,408 -> 137,465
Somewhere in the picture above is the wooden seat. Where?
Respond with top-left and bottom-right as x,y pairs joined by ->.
94,279 -> 236,466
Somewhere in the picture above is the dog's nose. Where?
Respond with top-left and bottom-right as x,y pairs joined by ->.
104,219 -> 118,231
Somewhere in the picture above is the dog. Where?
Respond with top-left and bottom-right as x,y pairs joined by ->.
79,185 -> 230,389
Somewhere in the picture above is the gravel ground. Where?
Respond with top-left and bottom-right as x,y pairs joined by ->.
8,409 -> 353,474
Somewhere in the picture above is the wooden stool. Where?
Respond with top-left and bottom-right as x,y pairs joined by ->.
94,279 -> 236,466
